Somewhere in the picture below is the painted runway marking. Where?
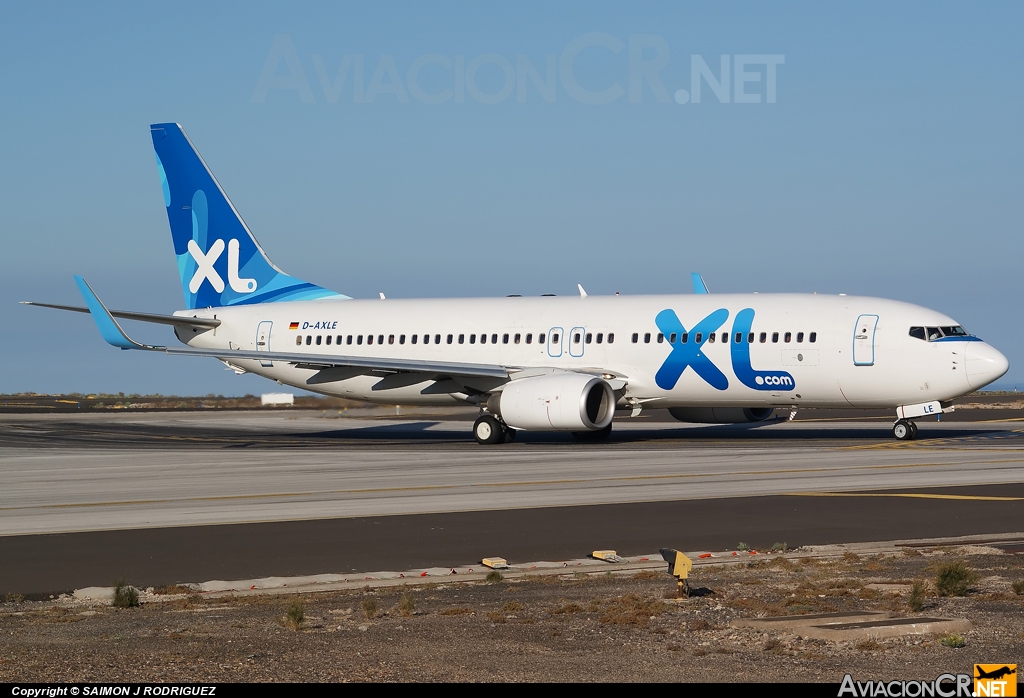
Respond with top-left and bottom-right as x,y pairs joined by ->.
787,492 -> 1023,501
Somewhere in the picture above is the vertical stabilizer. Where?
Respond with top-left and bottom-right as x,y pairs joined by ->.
151,123 -> 347,309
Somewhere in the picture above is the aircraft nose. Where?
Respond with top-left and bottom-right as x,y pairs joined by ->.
965,342 -> 1009,390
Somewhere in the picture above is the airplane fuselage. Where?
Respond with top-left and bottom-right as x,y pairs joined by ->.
175,292 -> 1003,411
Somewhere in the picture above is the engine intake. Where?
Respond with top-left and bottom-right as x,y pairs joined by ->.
498,373 -> 615,431
668,407 -> 775,424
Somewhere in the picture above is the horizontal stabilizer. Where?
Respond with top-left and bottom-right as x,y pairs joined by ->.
21,301 -> 220,329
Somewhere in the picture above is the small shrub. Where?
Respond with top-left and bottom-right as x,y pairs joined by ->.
112,579 -> 139,608
398,594 -> 415,617
502,601 -> 522,613
486,611 -> 506,623
940,632 -> 966,648
3,593 -> 25,604
632,570 -> 660,580
439,607 -> 474,616
285,599 -> 305,630
736,542 -> 749,552
934,560 -> 978,597
856,639 -> 882,651
771,542 -> 788,553
908,581 -> 927,612
361,597 -> 378,619
1012,579 -> 1024,595
485,570 -> 503,583
842,551 -> 860,562
550,602 -> 584,615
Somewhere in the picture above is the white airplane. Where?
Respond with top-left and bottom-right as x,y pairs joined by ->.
26,123 -> 1009,444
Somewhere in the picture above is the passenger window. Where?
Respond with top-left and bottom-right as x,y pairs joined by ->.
632,332 -> 638,343
491,334 -> 498,344
538,333 -> 546,343
296,336 -> 302,346
367,335 -> 373,345
574,333 -> 581,344
411,334 -> 417,344
470,334 -> 476,344
735,333 -> 742,344
481,334 -> 487,344
398,335 -> 405,345
784,332 -> 791,343
306,335 -> 312,346
458,334 -> 465,344
503,333 -> 509,344
585,333 -> 592,344
657,333 -> 664,343
772,332 -> 779,343
596,333 -> 603,344
326,335 -> 332,345
337,335 -> 343,345
759,332 -> 766,343
669,332 -> 677,344
357,335 -> 363,345
347,335 -> 353,345
681,332 -> 688,344
378,335 -> 384,345
447,334 -> 453,344
644,332 -> 651,344
435,334 -> 441,344
747,332 -> 754,344
526,333 -> 533,344
721,332 -> 728,343
423,334 -> 430,344
552,333 -> 559,343
809,332 -> 817,343
514,333 -> 520,344
708,333 -> 716,344
796,332 -> 804,343
608,333 -> 614,344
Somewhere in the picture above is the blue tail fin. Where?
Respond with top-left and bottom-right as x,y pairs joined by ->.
151,123 -> 347,309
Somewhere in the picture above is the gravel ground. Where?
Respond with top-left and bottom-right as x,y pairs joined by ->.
2,547 -> 1022,683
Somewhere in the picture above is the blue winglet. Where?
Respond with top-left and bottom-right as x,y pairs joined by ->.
691,273 -> 710,294
73,276 -> 144,349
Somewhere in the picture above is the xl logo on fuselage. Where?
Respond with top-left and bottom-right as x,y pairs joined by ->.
188,238 -> 257,294
654,308 -> 795,392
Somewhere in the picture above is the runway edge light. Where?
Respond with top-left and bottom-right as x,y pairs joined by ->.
660,548 -> 693,598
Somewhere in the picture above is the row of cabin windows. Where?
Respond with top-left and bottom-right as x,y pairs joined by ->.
629,331 -> 817,345
297,332 -> 555,347
294,330 -> 814,347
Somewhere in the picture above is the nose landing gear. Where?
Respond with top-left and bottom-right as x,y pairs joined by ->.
893,419 -> 918,441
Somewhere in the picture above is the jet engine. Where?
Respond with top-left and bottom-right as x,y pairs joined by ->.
497,373 -> 615,431
668,407 -> 775,424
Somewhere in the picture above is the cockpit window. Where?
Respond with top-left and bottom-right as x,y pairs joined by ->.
910,325 -> 969,342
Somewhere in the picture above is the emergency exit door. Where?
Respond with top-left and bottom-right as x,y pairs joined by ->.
256,321 -> 273,367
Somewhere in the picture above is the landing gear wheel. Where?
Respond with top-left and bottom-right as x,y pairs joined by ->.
893,419 -> 915,441
572,422 -> 613,442
473,414 -> 505,445
908,421 -> 918,439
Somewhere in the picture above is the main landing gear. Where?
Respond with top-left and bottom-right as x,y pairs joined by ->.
893,419 -> 918,441
473,414 -> 516,445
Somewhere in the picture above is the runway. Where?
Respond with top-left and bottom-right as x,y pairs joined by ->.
2,410 -> 1024,594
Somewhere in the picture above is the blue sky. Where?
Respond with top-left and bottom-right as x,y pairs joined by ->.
2,2 -> 1022,394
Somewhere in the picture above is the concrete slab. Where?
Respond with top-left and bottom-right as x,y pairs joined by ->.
798,616 -> 973,641
731,611 -> 889,630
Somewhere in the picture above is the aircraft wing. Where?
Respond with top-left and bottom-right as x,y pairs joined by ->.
69,276 -> 511,381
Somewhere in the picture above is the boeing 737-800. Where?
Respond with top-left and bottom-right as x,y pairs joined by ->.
26,123 -> 1009,444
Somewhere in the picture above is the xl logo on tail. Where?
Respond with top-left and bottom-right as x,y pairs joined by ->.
188,238 -> 257,294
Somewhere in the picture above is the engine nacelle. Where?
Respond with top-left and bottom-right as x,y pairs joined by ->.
497,373 -> 615,431
668,407 -> 775,424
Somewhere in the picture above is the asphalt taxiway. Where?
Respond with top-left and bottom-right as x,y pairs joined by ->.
2,410 -> 1023,594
